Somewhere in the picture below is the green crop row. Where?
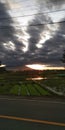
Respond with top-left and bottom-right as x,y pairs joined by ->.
0,81 -> 50,96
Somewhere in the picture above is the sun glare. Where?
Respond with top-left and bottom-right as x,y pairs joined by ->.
0,65 -> 6,68
26,64 -> 65,70
26,64 -> 46,70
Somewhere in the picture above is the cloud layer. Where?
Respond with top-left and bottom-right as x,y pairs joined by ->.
0,0 -> 65,68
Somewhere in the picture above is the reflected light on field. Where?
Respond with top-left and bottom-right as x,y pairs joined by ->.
26,77 -> 47,80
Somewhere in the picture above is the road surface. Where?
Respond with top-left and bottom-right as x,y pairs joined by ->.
0,96 -> 65,130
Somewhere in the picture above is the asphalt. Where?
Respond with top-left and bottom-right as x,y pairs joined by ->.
0,96 -> 65,130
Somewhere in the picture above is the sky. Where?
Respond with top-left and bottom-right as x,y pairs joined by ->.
0,0 -> 65,69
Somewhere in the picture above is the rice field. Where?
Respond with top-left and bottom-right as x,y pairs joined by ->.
0,70 -> 65,96
0,80 -> 50,96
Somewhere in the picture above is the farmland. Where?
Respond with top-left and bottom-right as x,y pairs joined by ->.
0,69 -> 65,96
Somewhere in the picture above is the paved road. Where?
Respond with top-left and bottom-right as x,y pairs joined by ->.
0,96 -> 65,130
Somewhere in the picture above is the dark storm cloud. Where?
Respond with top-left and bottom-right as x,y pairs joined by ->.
26,21 -> 65,67
0,2 -> 25,67
27,12 -> 52,52
27,22 -> 44,52
0,0 -> 65,68
0,3 -> 24,48
0,2 -> 16,43
48,0 -> 65,10
49,0 -> 65,5
33,22 -> 65,66
37,0 -> 65,12
25,0 -> 65,67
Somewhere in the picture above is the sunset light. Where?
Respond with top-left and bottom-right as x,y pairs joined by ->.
26,64 -> 47,70
0,65 -> 6,68
26,64 -> 65,70
26,77 -> 46,80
